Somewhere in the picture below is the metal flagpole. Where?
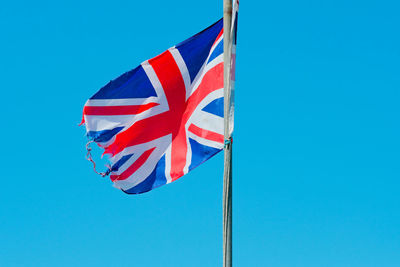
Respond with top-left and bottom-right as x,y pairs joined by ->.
223,0 -> 233,266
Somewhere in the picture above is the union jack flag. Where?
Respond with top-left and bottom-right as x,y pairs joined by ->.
81,19 -> 226,194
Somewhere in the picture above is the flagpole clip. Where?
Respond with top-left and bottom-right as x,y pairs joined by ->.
224,137 -> 233,148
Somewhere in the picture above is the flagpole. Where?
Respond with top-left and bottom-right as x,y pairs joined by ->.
223,0 -> 233,266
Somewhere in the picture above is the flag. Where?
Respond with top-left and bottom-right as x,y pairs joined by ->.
81,19 -> 225,194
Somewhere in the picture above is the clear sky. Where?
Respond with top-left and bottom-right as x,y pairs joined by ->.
1,0 -> 399,266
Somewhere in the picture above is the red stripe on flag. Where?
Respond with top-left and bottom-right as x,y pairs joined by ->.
150,50 -> 188,180
110,147 -> 156,181
83,102 -> 159,116
183,62 -> 224,123
213,29 -> 223,46
188,124 -> 224,144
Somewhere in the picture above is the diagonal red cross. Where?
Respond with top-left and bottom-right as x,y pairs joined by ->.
106,49 -> 224,181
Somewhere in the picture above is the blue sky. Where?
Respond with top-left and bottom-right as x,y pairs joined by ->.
1,0 -> 399,266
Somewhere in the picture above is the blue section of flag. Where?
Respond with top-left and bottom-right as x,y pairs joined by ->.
87,127 -> 124,143
90,65 -> 157,99
123,155 -> 167,194
202,97 -> 224,117
188,138 -> 221,171
176,19 -> 223,82
233,12 -> 238,45
111,154 -> 134,172
207,40 -> 223,63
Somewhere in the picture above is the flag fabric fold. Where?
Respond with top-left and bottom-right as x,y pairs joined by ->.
228,0 -> 239,136
81,19 -> 225,194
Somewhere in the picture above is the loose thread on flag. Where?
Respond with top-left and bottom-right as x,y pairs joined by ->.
85,141 -> 111,177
